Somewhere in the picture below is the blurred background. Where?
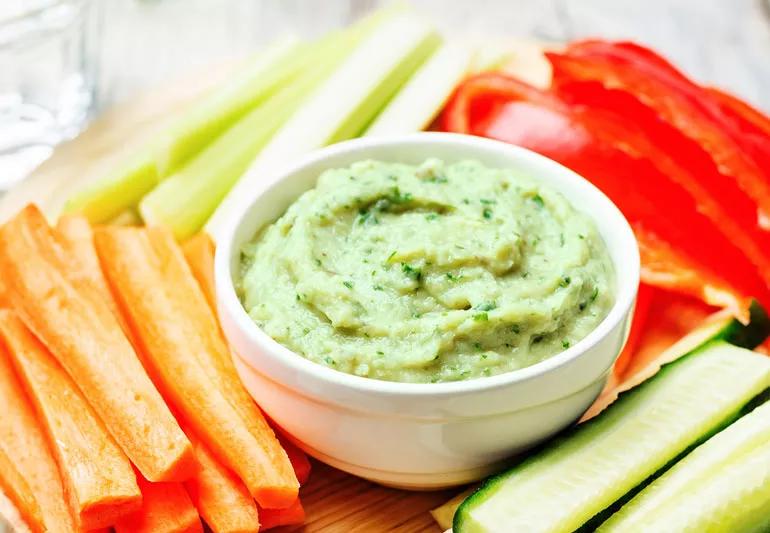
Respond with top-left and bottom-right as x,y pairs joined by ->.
1,0 -> 768,189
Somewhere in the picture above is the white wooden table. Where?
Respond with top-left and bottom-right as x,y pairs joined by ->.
96,0 -> 769,112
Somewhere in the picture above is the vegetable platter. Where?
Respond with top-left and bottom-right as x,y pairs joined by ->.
2,4 -> 770,533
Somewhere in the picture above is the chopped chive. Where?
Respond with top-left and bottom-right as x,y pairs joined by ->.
560,276 -> 571,287
324,356 -> 337,366
475,301 -> 496,311
401,263 -> 422,281
373,284 -> 384,291
532,194 -> 545,208
482,207 -> 493,220
473,312 -> 489,321
426,213 -> 439,221
562,340 -> 570,349
590,286 -> 599,301
386,251 -> 397,262
342,280 -> 353,289
480,198 -> 496,205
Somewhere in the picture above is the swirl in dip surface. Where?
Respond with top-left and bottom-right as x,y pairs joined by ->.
239,159 -> 615,383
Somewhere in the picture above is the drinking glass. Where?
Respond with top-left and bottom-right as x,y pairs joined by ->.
0,0 -> 99,190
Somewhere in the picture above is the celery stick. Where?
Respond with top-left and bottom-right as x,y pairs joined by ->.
62,40 -> 302,223
63,151 -> 157,223
110,208 -> 142,226
365,42 -> 471,136
154,37 -> 306,176
205,14 -> 441,240
139,30 -> 363,240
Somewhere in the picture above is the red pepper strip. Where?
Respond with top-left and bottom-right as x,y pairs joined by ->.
562,42 -> 770,206
550,75 -> 770,290
613,282 -> 655,378
566,40 -> 691,85
707,87 -> 770,138
706,87 -> 770,217
441,73 -> 766,311
551,44 -> 770,227
634,224 -> 750,322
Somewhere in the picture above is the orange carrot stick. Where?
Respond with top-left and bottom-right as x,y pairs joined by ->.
0,206 -> 195,483
0,343 -> 75,533
96,226 -> 298,508
115,475 -> 202,533
0,310 -> 142,529
0,447 -> 44,533
182,233 -> 217,313
149,227 -> 298,505
276,434 -> 312,486
184,430 -> 260,533
183,233 -> 312,488
56,215 -> 135,339
258,499 -> 306,530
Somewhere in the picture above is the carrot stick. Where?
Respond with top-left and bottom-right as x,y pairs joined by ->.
184,430 -> 260,533
0,447 -> 43,533
115,475 -> 202,533
0,206 -> 195,482
0,342 -> 75,533
56,215 -> 136,338
0,310 -> 142,529
148,227 -> 298,505
182,232 -> 217,313
258,499 -> 306,530
182,233 -> 312,487
275,433 -> 311,486
96,226 -> 298,508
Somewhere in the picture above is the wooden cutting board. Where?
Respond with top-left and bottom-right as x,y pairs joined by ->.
0,43 -> 550,532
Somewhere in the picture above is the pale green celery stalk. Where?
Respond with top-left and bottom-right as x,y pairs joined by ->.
154,37 -> 305,176
63,151 -> 157,223
365,42 -> 471,136
139,30 -> 364,240
205,14 -> 441,240
110,207 -> 142,226
63,38 -> 307,223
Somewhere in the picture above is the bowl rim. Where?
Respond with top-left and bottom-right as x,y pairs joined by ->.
215,132 -> 640,398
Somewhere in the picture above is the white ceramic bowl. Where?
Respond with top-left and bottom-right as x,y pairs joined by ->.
216,132 -> 639,490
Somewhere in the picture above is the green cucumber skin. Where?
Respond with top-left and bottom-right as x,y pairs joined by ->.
722,300 -> 770,350
454,302 -> 770,533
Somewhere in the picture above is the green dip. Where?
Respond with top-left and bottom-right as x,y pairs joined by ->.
239,159 -> 614,383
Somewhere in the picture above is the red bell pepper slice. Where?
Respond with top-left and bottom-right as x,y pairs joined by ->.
565,40 -> 691,85
549,43 -> 770,229
706,87 -> 770,210
440,73 -> 767,311
550,75 -> 770,290
613,281 -> 655,378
